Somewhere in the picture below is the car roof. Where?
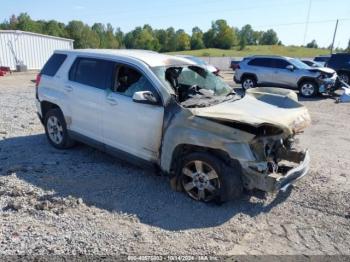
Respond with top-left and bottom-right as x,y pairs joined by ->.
54,49 -> 195,67
332,53 -> 350,56
245,55 -> 293,60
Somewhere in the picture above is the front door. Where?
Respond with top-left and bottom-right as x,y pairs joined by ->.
102,63 -> 164,161
271,59 -> 297,88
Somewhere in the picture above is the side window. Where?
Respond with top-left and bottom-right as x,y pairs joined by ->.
113,65 -> 154,97
248,58 -> 260,66
248,58 -> 273,67
41,53 -> 67,76
69,58 -> 114,90
273,59 -> 290,69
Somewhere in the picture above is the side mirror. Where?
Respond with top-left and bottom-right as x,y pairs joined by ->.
286,65 -> 294,71
132,91 -> 158,105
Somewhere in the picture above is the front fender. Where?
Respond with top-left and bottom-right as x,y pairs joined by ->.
160,113 -> 256,173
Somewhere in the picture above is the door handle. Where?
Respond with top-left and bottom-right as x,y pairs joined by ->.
107,97 -> 118,105
64,85 -> 73,92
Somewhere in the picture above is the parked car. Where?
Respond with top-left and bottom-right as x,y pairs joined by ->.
36,49 -> 311,203
234,55 -> 337,97
176,55 -> 219,75
325,53 -> 350,84
301,59 -> 322,68
313,55 -> 330,67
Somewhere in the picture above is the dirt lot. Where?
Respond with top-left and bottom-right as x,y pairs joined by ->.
0,71 -> 349,256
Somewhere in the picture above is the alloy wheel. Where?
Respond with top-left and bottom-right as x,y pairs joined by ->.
243,79 -> 254,89
301,83 -> 315,97
47,116 -> 64,145
181,160 -> 220,202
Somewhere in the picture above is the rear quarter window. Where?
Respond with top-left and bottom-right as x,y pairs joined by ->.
41,54 -> 67,76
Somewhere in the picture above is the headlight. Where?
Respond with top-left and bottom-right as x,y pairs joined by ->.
318,74 -> 327,80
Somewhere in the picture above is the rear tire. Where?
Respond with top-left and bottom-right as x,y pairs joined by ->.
299,81 -> 318,98
178,152 -> 243,203
241,76 -> 256,90
44,108 -> 75,149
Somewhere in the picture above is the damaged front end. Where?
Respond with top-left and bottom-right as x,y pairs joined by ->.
242,133 -> 310,192
192,87 -> 312,192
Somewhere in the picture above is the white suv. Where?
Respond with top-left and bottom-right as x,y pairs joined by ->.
36,49 -> 311,203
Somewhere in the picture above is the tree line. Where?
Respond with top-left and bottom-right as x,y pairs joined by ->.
1,13 -> 283,51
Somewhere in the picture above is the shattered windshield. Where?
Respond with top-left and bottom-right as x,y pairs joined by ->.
152,65 -> 239,108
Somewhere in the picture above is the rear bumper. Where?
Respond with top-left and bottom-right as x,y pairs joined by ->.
241,150 -> 310,192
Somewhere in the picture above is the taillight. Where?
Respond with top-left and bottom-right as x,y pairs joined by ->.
35,74 -> 41,99
35,74 -> 41,87
236,64 -> 240,70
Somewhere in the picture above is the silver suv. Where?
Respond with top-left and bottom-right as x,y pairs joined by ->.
234,55 -> 337,97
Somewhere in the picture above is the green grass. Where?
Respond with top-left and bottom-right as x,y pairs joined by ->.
166,45 -> 331,58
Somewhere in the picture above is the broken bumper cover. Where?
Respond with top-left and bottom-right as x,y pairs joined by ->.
241,150 -> 310,192
275,150 -> 310,191
318,75 -> 338,93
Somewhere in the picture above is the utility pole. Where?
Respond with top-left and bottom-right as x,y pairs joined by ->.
303,0 -> 312,45
330,19 -> 339,54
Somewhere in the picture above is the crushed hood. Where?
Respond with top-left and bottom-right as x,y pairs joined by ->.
190,87 -> 311,135
308,67 -> 335,74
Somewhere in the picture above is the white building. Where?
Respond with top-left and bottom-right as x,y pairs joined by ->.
0,30 -> 73,70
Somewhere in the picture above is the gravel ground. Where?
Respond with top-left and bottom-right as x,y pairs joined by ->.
0,71 -> 349,256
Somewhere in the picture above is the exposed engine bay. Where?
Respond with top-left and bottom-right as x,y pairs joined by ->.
164,65 -> 240,108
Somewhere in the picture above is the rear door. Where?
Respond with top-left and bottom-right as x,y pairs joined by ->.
248,58 -> 275,84
67,57 -> 114,142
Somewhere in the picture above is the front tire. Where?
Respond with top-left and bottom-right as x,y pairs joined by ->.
299,81 -> 318,97
44,108 -> 75,149
178,152 -> 243,203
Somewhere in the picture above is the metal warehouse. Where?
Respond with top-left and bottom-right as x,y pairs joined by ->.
0,30 -> 73,70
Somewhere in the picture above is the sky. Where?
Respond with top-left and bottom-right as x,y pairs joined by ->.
1,0 -> 349,48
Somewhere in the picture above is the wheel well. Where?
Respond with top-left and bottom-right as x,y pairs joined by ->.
170,144 -> 239,174
241,73 -> 257,82
41,101 -> 60,118
297,77 -> 318,87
